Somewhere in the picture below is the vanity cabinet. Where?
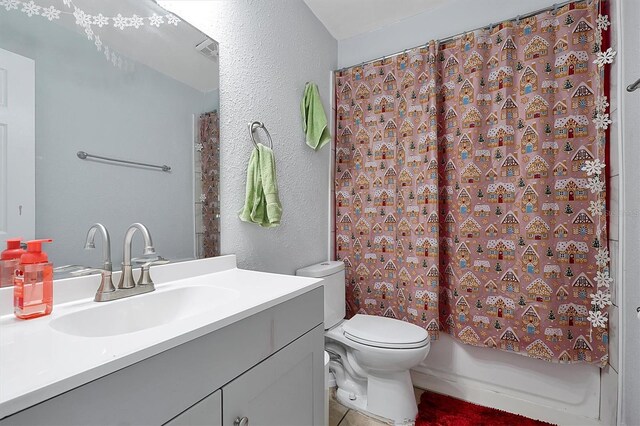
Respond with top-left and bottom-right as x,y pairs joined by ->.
1,287 -> 324,426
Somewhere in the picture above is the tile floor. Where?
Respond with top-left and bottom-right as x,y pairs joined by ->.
329,387 -> 426,426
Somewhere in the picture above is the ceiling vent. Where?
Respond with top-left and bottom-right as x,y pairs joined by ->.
195,38 -> 219,61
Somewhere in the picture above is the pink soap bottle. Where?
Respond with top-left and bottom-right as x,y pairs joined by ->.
14,239 -> 53,320
1,238 -> 25,288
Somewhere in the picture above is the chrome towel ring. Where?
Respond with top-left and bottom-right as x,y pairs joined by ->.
248,121 -> 273,149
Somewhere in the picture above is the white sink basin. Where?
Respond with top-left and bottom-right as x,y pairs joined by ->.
49,286 -> 239,337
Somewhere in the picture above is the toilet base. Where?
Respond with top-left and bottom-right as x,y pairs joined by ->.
335,370 -> 418,426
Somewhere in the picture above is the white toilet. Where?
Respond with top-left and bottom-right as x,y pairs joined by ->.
297,261 -> 430,425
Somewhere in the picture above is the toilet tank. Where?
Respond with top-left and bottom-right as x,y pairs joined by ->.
296,261 -> 345,329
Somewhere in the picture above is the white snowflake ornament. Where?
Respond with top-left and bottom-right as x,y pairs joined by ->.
21,1 -> 41,17
199,194 -> 207,202
149,13 -> 164,27
93,13 -> 109,27
131,14 -> 144,29
596,14 -> 611,30
594,113 -> 613,130
594,48 -> 616,67
40,5 -> 60,20
588,310 -> 608,328
595,270 -> 613,288
113,14 -> 127,30
590,291 -> 612,309
595,96 -> 609,113
167,14 -> 180,26
1,0 -> 19,11
588,199 -> 605,216
582,159 -> 606,176
596,248 -> 610,267
587,177 -> 605,193
195,143 -> 204,152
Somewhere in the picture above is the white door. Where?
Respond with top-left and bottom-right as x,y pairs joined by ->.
0,48 -> 35,241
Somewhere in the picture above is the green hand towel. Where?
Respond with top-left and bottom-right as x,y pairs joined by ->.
301,82 -> 331,151
238,144 -> 282,227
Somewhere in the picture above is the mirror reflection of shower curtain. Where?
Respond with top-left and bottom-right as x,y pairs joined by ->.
197,110 -> 220,258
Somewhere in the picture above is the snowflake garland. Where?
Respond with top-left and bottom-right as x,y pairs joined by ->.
6,0 -> 180,30
2,0 -> 179,69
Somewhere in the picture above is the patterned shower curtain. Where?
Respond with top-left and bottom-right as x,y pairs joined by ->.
335,0 -> 612,365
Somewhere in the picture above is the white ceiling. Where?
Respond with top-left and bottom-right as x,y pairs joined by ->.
303,0 -> 449,40
54,0 -> 218,92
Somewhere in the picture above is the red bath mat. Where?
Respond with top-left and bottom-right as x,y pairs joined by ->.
416,390 -> 556,426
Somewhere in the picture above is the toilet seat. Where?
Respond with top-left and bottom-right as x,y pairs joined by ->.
342,314 -> 430,349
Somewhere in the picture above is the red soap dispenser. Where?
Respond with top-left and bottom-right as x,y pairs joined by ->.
1,239 -> 25,288
14,239 -> 53,319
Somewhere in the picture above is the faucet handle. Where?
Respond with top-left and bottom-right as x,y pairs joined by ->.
137,257 -> 169,287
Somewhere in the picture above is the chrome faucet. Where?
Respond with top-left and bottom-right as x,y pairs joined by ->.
84,223 -> 116,302
119,223 -> 157,290
87,222 -> 166,302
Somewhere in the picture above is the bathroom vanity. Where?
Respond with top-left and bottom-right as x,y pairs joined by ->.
0,256 -> 325,425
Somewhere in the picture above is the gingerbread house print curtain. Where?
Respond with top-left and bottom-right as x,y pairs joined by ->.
334,0 -> 613,365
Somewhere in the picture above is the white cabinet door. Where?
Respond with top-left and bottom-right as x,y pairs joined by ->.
165,390 -> 222,426
0,48 -> 35,240
222,325 -> 325,426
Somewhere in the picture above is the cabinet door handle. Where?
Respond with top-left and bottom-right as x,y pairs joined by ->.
234,416 -> 249,426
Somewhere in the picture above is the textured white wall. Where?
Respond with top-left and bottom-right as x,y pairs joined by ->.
161,0 -> 337,274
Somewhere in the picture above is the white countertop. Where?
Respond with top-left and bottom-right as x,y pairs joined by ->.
0,255 -> 322,419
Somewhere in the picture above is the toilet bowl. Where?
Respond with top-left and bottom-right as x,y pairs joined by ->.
296,262 -> 430,425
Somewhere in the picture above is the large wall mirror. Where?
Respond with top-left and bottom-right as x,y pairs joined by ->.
0,0 -> 219,276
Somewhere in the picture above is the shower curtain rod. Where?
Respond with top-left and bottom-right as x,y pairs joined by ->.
336,0 -> 593,72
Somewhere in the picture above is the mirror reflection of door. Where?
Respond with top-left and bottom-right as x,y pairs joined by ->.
0,48 -> 35,241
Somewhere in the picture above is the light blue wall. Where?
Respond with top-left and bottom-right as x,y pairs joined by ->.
338,0 -> 561,68
0,10 -> 218,266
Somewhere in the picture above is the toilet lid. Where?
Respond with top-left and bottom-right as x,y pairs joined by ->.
342,314 -> 430,349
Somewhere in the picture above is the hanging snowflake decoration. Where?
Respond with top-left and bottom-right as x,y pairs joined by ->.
94,35 -> 102,51
195,143 -> 204,152
199,194 -> 207,203
595,96 -> 609,113
588,199 -> 605,217
588,311 -> 608,328
587,177 -> 605,193
21,0 -> 40,17
590,291 -> 612,309
93,13 -> 109,28
62,0 -> 71,7
167,14 -> 180,26
593,113 -> 613,130
40,5 -> 60,20
596,14 -> 611,30
113,13 -> 127,30
148,13 -> 164,27
595,248 -> 610,267
1,0 -> 19,10
582,159 -> 606,176
84,25 -> 93,40
595,270 -> 613,288
130,14 -> 144,29
594,48 -> 616,67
